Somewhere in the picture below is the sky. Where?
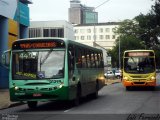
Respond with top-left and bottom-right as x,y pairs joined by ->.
29,0 -> 155,22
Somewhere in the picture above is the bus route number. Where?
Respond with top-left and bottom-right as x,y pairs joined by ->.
19,52 -> 36,59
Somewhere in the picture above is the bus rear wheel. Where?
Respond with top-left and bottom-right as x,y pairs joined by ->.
27,101 -> 38,109
92,82 -> 99,99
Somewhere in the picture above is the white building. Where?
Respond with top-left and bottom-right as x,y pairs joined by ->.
29,20 -> 74,40
28,21 -> 120,67
74,22 -> 120,50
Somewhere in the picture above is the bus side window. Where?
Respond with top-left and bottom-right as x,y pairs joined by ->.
76,48 -> 82,68
82,50 -> 87,68
95,53 -> 98,68
99,53 -> 104,68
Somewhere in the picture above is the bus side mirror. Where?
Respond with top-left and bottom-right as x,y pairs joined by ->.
1,50 -> 11,69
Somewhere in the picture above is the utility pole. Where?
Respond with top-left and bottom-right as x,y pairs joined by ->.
93,0 -> 110,46
119,39 -> 121,70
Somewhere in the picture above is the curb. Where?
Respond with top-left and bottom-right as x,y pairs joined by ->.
0,103 -> 10,110
105,79 -> 121,85
9,102 -> 25,108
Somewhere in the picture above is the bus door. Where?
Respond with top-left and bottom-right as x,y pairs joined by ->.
68,45 -> 76,83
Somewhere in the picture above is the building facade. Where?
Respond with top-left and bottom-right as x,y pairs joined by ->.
0,0 -> 32,88
74,22 -> 120,50
69,0 -> 98,24
29,20 -> 74,40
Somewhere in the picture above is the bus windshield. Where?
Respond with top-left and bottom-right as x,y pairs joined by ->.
124,57 -> 155,74
12,50 -> 65,80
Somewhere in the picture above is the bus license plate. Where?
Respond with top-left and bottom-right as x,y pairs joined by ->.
33,93 -> 42,97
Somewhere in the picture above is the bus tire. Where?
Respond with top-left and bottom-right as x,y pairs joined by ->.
150,86 -> 155,91
92,82 -> 99,99
126,86 -> 130,91
74,84 -> 81,106
27,101 -> 38,109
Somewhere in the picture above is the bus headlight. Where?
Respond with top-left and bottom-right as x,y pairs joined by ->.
150,76 -> 156,80
50,83 -> 63,90
59,84 -> 63,88
123,76 -> 129,81
14,86 -> 19,90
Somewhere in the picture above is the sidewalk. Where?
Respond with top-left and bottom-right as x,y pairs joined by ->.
0,89 -> 11,109
0,79 -> 121,109
0,90 -> 25,110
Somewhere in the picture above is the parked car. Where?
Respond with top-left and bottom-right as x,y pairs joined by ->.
104,71 -> 114,78
115,70 -> 122,79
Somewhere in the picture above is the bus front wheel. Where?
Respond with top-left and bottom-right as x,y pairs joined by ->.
126,86 -> 131,91
27,101 -> 38,109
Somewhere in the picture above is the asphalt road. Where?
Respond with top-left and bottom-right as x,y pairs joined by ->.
0,74 -> 160,120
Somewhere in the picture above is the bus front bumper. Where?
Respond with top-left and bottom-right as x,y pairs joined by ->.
10,86 -> 69,102
123,80 -> 156,87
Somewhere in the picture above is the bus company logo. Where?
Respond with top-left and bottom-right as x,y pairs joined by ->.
20,42 -> 57,49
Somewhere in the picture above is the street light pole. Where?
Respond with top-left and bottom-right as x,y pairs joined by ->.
119,39 -> 121,69
93,0 -> 110,46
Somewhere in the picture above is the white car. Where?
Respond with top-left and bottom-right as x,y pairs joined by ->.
104,71 -> 114,78
115,70 -> 122,78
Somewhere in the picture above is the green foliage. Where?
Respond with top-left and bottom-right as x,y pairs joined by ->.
109,0 -> 160,68
109,35 -> 144,68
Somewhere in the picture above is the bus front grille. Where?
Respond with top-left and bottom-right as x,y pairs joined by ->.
134,82 -> 145,84
18,94 -> 58,100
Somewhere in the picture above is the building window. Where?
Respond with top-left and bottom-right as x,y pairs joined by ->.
99,28 -> 103,33
100,35 -> 103,40
105,28 -> 110,32
112,35 -> 116,39
29,28 -> 41,38
50,29 -> 56,37
57,29 -> 64,37
105,35 -> 110,39
87,29 -> 91,33
43,29 -> 49,37
81,36 -> 85,40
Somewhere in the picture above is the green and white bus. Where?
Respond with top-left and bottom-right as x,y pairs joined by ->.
2,38 -> 105,108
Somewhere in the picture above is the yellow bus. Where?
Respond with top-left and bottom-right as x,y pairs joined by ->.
122,50 -> 156,90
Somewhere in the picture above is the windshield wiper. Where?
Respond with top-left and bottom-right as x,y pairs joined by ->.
40,50 -> 52,65
39,49 -> 53,71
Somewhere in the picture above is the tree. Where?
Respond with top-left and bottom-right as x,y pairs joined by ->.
135,13 -> 159,49
109,0 -> 160,68
108,34 -> 144,68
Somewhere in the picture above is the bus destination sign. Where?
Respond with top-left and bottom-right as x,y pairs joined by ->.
19,42 -> 56,49
12,39 -> 65,50
128,52 -> 150,57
